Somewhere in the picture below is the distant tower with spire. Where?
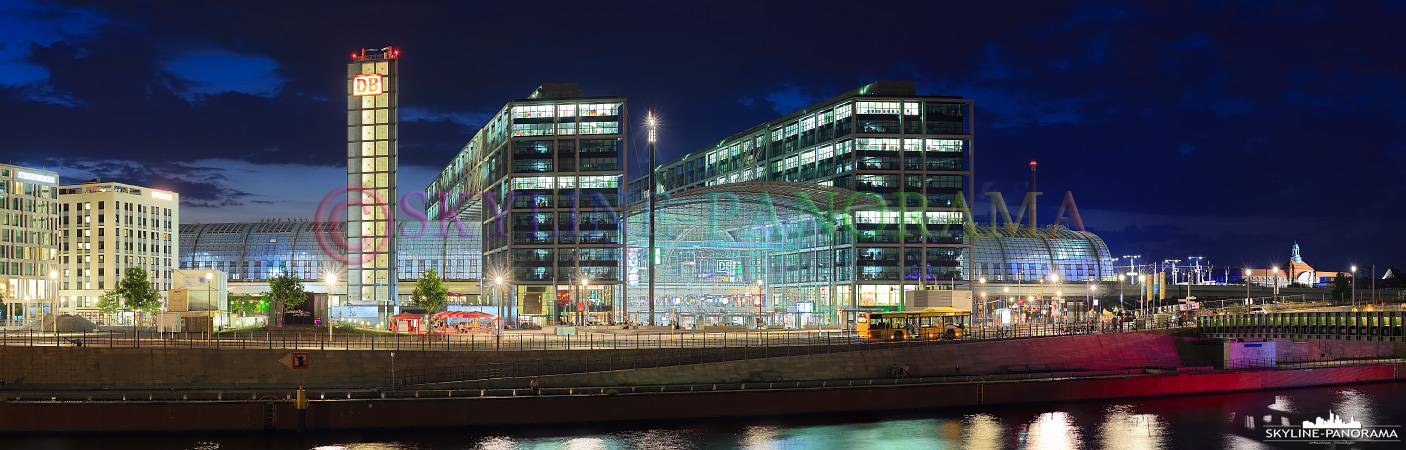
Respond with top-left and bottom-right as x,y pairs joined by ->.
1291,242 -> 1303,263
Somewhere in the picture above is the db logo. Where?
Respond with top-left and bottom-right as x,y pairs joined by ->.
353,74 -> 383,96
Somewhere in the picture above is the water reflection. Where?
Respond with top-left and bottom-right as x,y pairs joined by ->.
962,413 -> 1005,450
1333,388 -> 1377,426
1024,411 -> 1083,450
1097,405 -> 1166,450
12,383 -> 1402,450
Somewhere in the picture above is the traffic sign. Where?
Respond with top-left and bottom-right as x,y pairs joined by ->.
280,352 -> 310,370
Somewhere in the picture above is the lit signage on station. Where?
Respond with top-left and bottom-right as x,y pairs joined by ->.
353,74 -> 384,96
151,191 -> 173,201
16,171 -> 55,184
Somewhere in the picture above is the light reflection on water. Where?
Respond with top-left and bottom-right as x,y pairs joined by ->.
7,383 -> 1400,450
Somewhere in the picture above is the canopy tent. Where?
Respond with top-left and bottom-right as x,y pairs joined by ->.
434,310 -> 494,319
391,312 -> 422,319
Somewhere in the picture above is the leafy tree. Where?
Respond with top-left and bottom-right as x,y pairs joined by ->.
227,293 -> 263,316
263,266 -> 307,326
1332,275 -> 1352,300
115,267 -> 163,325
411,269 -> 449,332
96,290 -> 123,324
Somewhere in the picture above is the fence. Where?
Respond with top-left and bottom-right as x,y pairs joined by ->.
0,319 -> 1192,352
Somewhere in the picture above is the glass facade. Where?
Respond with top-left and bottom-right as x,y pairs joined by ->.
426,84 -> 626,326
969,225 -> 1115,282
179,221 -> 480,282
626,81 -> 974,325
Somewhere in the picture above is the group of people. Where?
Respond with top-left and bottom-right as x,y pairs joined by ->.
889,363 -> 911,379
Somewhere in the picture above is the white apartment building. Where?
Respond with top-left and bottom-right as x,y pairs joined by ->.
57,180 -> 179,323
0,163 -> 60,323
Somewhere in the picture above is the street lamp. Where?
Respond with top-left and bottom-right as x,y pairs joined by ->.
324,273 -> 336,342
755,279 -> 764,328
1350,265 -> 1357,309
978,277 -> 986,327
580,277 -> 589,326
1244,269 -> 1252,309
1118,274 -> 1125,313
1138,274 -> 1146,318
205,272 -> 214,329
1271,266 -> 1280,306
495,276 -> 504,347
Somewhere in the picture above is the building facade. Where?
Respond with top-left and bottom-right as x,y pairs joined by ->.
57,180 -> 179,322
0,164 -> 60,322
347,46 -> 400,325
427,83 -> 626,325
178,221 -> 481,327
625,81 -> 973,320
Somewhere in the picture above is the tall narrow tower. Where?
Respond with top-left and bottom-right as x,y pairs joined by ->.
347,46 -> 399,326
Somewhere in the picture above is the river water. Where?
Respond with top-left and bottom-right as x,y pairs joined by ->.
4,382 -> 1403,449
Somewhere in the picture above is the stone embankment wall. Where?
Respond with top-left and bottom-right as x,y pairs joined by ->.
0,333 -> 1397,391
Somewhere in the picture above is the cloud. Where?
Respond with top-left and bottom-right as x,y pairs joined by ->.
761,83 -> 819,115
160,50 -> 287,102
0,0 -> 110,104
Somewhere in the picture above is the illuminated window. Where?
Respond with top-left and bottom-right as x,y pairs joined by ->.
856,101 -> 901,115
513,104 -> 555,119
926,139 -> 964,152
857,138 -> 901,151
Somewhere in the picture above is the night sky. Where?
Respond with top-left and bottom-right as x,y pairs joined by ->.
3,1 -> 1403,275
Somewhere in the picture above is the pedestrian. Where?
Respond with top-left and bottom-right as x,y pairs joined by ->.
530,377 -> 540,395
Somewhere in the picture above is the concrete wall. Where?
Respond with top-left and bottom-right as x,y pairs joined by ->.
452,333 -> 1195,389
2,334 -> 1397,391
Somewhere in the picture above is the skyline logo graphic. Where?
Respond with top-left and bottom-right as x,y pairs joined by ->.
1302,411 -> 1362,429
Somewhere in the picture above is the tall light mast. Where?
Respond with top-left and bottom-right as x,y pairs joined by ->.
647,109 -> 657,327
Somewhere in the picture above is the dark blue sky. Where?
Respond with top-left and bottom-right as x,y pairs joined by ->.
2,0 -> 1404,275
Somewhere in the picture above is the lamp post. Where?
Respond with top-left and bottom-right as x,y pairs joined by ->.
978,278 -> 986,327
205,272 -> 215,331
1088,284 -> 1098,323
1244,269 -> 1251,310
1271,266 -> 1280,307
1118,274 -> 1125,313
324,273 -> 336,342
580,277 -> 589,326
755,279 -> 764,329
1049,273 -> 1060,324
49,270 -> 58,344
494,276 -> 504,347
1350,265 -> 1357,309
1002,286 -> 1009,325
1138,274 -> 1146,319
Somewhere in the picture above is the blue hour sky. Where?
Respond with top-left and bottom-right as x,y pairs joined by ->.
2,0 -> 1404,274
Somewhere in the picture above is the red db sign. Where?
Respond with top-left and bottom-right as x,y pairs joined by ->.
353,74 -> 383,96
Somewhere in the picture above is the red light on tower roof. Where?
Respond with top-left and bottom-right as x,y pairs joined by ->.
1030,160 -> 1037,166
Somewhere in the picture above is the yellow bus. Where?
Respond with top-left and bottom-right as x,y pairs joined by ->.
856,308 -> 971,340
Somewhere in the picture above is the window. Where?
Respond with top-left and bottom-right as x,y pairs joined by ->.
857,138 -> 901,151
857,101 -> 901,115
512,104 -> 555,119
926,139 -> 964,152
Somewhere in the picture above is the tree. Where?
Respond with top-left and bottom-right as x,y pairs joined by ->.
412,269 -> 449,333
1332,275 -> 1352,300
263,266 -> 306,326
227,293 -> 263,316
113,267 -> 162,329
96,290 -> 122,325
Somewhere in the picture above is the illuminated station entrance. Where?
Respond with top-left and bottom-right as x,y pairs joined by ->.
625,182 -> 878,328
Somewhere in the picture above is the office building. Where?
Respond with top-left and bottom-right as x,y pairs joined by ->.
0,164 -> 60,322
427,83 -> 626,325
624,81 -> 972,325
57,180 -> 179,323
